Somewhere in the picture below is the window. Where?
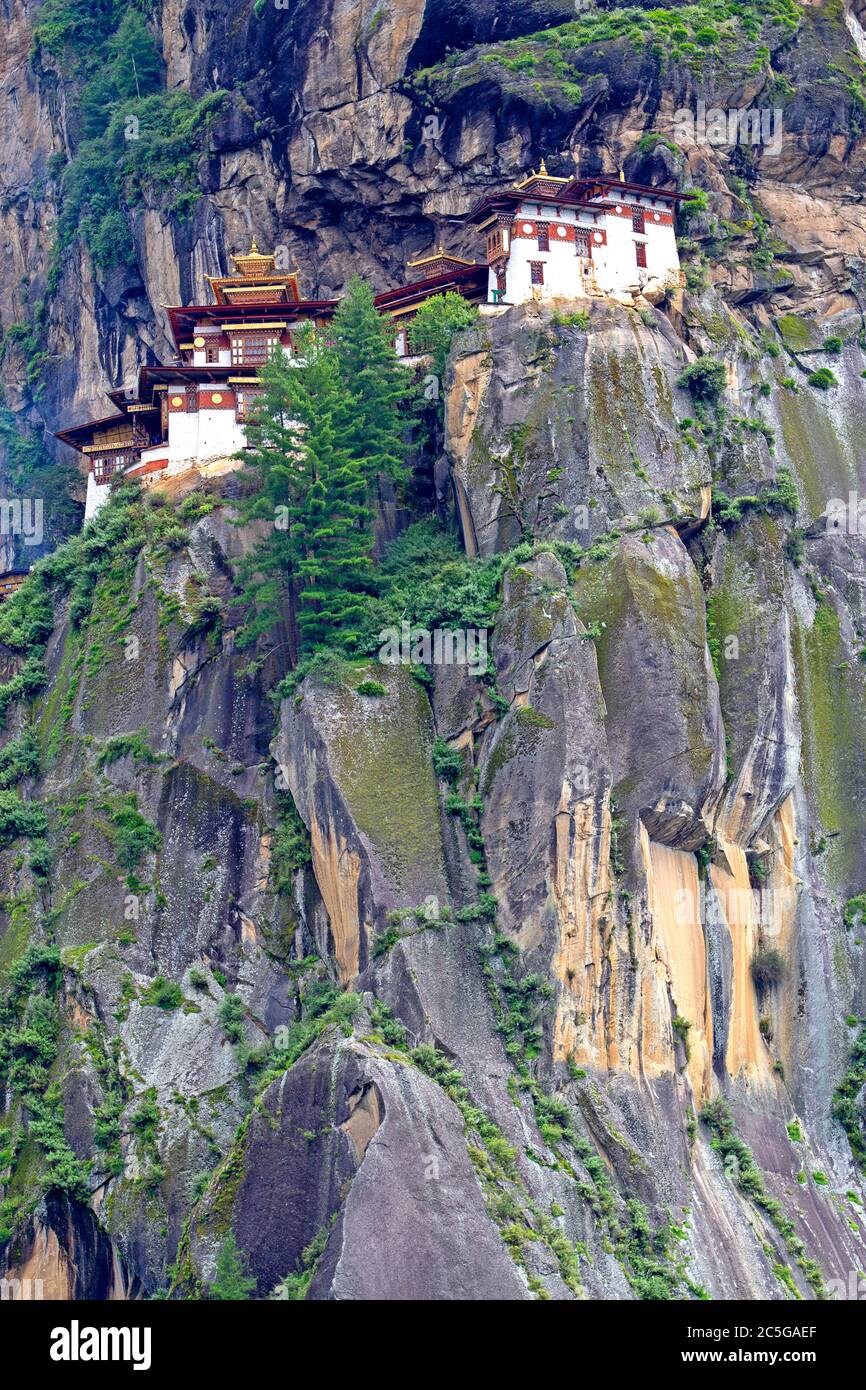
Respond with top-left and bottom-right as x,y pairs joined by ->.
537,223 -> 549,251
575,231 -> 589,258
230,333 -> 280,365
92,451 -> 131,484
236,389 -> 263,422
632,206 -> 645,234
496,268 -> 507,295
205,342 -> 221,363
529,261 -> 544,286
635,241 -> 647,268
486,227 -> 504,261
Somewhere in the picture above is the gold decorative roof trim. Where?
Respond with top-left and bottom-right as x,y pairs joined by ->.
223,321 -> 288,332
407,245 -> 477,269
223,284 -> 295,297
513,158 -> 570,190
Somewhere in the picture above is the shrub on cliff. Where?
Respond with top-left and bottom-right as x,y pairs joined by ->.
676,357 -> 727,405
750,946 -> 785,989
409,291 -> 478,379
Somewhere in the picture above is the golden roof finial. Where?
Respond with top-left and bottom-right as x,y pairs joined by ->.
539,156 -> 549,176
249,238 -> 260,254
619,169 -> 625,182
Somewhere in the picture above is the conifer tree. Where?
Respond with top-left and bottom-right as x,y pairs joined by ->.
238,326 -> 373,659
331,276 -> 408,484
210,1233 -> 257,1300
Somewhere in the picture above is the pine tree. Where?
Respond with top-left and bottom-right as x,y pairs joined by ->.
238,326 -> 373,659
210,1233 -> 257,1300
331,276 -> 408,484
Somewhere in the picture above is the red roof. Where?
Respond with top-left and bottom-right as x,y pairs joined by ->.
466,175 -> 687,225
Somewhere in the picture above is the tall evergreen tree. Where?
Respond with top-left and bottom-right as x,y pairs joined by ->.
238,326 -> 373,660
331,276 -> 408,485
210,1233 -> 257,1300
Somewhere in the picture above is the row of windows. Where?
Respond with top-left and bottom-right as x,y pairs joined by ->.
92,453 -> 133,483
192,340 -> 279,364
527,240 -> 646,284
492,213 -> 649,263
230,334 -> 281,365
534,210 -> 644,248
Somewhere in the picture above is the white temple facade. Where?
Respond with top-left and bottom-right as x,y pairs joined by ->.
468,162 -> 685,305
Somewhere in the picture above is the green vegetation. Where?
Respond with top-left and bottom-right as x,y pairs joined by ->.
807,368 -> 838,390
238,283 -> 408,660
679,189 -> 709,228
672,1015 -> 692,1059
0,945 -> 91,1202
272,1223 -> 333,1300
552,309 -> 590,330
139,976 -> 183,1011
33,5 -> 226,274
408,291 -> 477,378
0,412 -> 82,536
432,736 -> 465,784
0,483 -> 196,750
263,981 -> 360,1077
712,467 -> 798,526
95,729 -> 161,769
270,791 -> 312,893
677,357 -> 727,406
210,1232 -> 257,1300
832,1025 -> 866,1173
95,791 -> 161,872
371,902 -> 446,958
0,728 -> 40,788
219,994 -> 246,1045
0,790 -> 48,847
701,1098 -> 826,1296
413,0 -> 803,99
843,895 -> 866,931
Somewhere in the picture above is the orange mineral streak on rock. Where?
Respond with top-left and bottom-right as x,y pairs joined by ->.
340,1083 -> 383,1162
446,349 -> 493,477
710,839 -> 774,1088
551,791 -> 615,1069
641,825 -> 714,1103
765,795 -> 798,951
5,1226 -> 74,1299
5,1221 -> 128,1300
309,815 -> 364,986
762,794 -> 800,1075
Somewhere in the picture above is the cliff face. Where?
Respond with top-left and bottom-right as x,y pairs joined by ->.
1,0 -> 866,1301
